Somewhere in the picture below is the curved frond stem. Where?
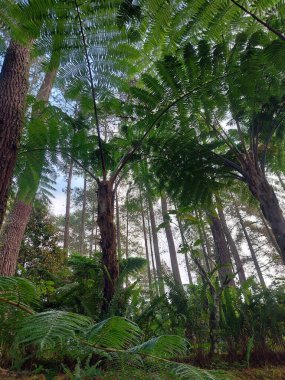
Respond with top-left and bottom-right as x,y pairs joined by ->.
230,0 -> 285,43
110,73 -> 237,183
19,148 -> 100,184
0,297 -> 34,315
74,0 -> 107,180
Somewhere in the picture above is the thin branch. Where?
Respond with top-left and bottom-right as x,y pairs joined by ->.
230,0 -> 285,43
74,0 -> 107,180
110,73 -> 236,183
0,297 -> 35,315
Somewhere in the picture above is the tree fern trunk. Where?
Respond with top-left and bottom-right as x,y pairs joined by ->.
147,206 -> 159,295
97,180 -> 118,313
243,163 -> 285,264
0,40 -> 31,227
64,160 -> 73,250
0,201 -> 32,275
209,214 -> 235,286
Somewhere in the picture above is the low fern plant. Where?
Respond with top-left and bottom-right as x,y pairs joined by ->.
0,276 -> 226,379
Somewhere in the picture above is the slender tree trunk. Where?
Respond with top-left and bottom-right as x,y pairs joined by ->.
147,207 -> 159,295
64,161 -> 73,250
235,206 -> 266,286
218,206 -> 246,284
0,64 -> 58,275
89,199 -> 96,257
0,40 -> 31,227
161,196 -> 182,285
196,211 -> 211,272
79,174 -> 87,254
140,192 -> 153,296
115,190 -> 122,260
209,214 -> 235,286
276,172 -> 285,192
209,287 -> 221,358
97,180 -> 118,313
243,163 -> 285,264
177,214 -> 193,285
148,197 -> 165,295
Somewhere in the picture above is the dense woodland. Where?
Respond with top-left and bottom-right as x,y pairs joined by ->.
1,1 -> 285,379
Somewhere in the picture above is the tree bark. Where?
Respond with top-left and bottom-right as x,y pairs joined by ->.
147,196 -> 165,295
161,196 -> 182,285
115,190 -> 122,260
0,201 -> 32,275
235,206 -> 266,287
0,40 -> 31,227
147,206 -> 159,295
79,174 -> 87,254
140,192 -> 153,296
218,207 -> 246,284
209,214 -> 235,286
97,180 -> 118,313
243,162 -> 285,264
0,62 -> 57,275
177,213 -> 193,285
63,161 -> 73,250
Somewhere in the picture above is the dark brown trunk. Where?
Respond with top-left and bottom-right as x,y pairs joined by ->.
243,162 -> 285,264
0,40 -> 31,227
218,207 -> 246,284
140,192 -> 153,296
177,214 -> 193,285
79,175 -> 87,254
97,180 -> 118,312
0,201 -> 32,275
63,161 -> 73,250
236,206 -> 266,287
89,200 -> 96,256
259,209 -> 281,256
147,196 -> 165,295
209,214 -> 235,286
161,196 -> 182,285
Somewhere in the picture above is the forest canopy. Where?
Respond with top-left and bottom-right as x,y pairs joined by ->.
0,1 -> 285,379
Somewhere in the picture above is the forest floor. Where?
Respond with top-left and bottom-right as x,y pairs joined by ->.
1,366 -> 285,380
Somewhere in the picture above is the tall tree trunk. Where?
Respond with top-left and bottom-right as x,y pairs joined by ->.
97,180 -> 118,313
89,199 -> 96,257
0,40 -> 31,227
64,161 -> 73,250
161,196 -> 182,285
177,214 -> 193,285
196,211 -> 211,272
217,206 -> 246,284
235,206 -> 266,286
0,201 -> 32,275
0,63 -> 58,275
79,175 -> 87,254
259,209 -> 281,256
243,163 -> 285,264
209,287 -> 221,358
147,196 -> 165,295
115,190 -> 122,260
140,192 -> 153,296
147,206 -> 159,295
209,214 -> 235,286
